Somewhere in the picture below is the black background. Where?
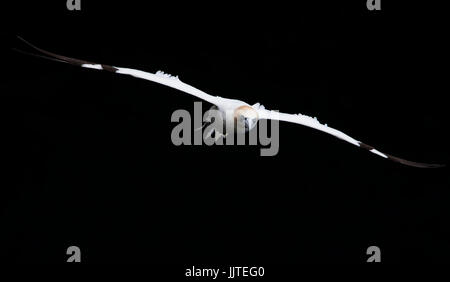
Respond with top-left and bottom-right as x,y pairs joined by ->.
0,1 -> 449,266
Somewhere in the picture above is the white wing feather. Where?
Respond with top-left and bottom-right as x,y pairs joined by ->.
257,108 -> 443,168
258,108 -> 360,146
15,37 -> 221,106
114,68 -> 220,105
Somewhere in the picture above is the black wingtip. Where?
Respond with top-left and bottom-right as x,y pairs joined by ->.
16,35 -> 38,50
12,47 -> 69,64
358,142 -> 444,168
386,153 -> 445,168
15,36 -> 119,73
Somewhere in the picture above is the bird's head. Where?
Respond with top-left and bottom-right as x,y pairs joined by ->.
234,105 -> 259,132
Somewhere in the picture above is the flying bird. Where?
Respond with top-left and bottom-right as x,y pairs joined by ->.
14,36 -> 443,168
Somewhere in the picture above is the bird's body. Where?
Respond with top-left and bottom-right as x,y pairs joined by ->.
15,36 -> 443,168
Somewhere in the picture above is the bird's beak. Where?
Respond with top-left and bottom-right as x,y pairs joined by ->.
244,119 -> 249,131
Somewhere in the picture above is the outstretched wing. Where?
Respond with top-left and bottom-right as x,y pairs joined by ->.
257,108 -> 443,168
15,36 -> 221,106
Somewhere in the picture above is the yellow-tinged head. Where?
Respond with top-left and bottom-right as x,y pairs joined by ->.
233,105 -> 259,132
